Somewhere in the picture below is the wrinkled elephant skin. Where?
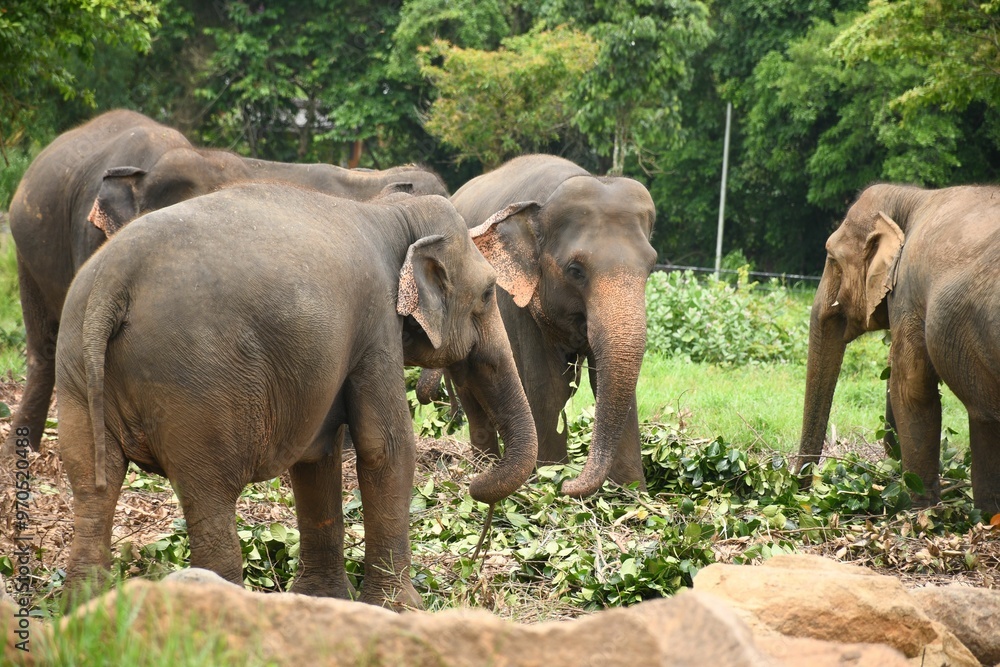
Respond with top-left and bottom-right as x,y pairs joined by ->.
6,109 -> 448,453
425,155 -> 657,498
797,184 -> 1000,513
56,186 -> 536,609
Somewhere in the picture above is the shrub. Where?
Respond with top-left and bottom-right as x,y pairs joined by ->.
0,147 -> 33,211
645,268 -> 809,365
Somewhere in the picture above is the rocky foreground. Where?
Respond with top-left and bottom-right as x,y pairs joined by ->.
3,554 -> 998,666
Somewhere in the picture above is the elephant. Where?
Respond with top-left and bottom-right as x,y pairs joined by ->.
55,184 -> 537,609
797,183 -> 1000,514
7,109 -> 447,453
420,154 -> 657,498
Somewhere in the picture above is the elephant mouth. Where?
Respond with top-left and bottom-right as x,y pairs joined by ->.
526,297 -> 589,351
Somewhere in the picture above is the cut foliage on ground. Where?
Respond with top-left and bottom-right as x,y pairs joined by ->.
2,389 -> 995,624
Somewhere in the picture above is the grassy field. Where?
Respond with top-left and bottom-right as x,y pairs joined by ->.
568,338 -> 970,454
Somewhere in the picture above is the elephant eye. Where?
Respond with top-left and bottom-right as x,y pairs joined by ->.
482,285 -> 494,303
566,262 -> 586,283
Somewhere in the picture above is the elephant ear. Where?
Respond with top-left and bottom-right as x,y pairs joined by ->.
377,182 -> 414,199
397,234 -> 449,349
864,211 -> 905,327
469,201 -> 542,307
88,166 -> 147,237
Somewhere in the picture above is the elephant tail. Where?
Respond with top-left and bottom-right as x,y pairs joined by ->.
81,280 -> 129,491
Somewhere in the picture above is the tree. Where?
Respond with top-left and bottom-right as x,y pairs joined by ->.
641,0 -> 867,271
735,12 -> 1000,271
0,0 -> 159,157
195,1 -> 408,163
419,27 -> 599,169
834,0 -> 1000,114
539,0 -> 713,174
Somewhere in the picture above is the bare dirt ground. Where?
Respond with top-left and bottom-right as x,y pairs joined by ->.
1,381 -> 996,614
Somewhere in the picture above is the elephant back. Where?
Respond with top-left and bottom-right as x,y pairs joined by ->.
451,154 -> 589,227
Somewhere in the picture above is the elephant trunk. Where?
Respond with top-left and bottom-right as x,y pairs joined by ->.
467,308 -> 539,504
797,296 -> 849,478
561,273 -> 647,498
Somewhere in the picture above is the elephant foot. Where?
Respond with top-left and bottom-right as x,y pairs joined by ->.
63,563 -> 116,608
908,479 -> 942,509
360,578 -> 423,612
2,424 -> 42,458
290,573 -> 354,599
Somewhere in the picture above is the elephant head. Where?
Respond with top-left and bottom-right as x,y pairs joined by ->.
473,178 -> 657,498
87,148 -> 250,236
396,200 -> 539,503
797,185 -> 910,474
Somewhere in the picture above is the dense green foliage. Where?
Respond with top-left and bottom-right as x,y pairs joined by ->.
0,0 -> 159,153
420,27 -> 599,168
645,269 -> 808,365
5,0 -> 998,272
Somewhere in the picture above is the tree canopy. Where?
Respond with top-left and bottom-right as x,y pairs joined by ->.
3,0 -> 999,274
0,0 -> 159,155
420,27 -> 599,169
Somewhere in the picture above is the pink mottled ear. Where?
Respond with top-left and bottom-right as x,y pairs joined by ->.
864,211 -> 905,327
397,235 -> 447,349
469,202 -> 541,307
88,166 -> 147,237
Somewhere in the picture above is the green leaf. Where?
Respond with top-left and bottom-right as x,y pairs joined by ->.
902,472 -> 925,494
619,558 -> 639,578
505,511 -> 530,528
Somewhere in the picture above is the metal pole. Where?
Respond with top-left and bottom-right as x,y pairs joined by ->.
714,102 -> 732,279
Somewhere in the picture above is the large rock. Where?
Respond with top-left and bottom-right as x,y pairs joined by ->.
910,584 -> 1000,666
693,554 -> 979,667
44,580 -> 779,667
2,569 -> 908,667
756,634 -> 914,667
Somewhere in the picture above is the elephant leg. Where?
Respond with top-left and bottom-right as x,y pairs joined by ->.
289,426 -> 350,598
6,261 -> 57,453
346,363 -> 422,611
454,384 -> 499,461
889,328 -> 942,506
62,399 -> 129,600
174,473 -> 244,585
527,353 -> 574,465
969,418 -> 1000,514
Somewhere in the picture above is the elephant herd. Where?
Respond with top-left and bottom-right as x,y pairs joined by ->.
4,110 -> 999,611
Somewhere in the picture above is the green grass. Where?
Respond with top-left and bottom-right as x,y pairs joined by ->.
568,331 -> 969,454
0,233 -> 25,378
1,581 -> 268,667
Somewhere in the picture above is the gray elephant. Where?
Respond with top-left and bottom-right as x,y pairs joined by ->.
421,155 -> 657,498
55,184 -> 537,609
797,183 -> 1000,513
7,109 -> 447,453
